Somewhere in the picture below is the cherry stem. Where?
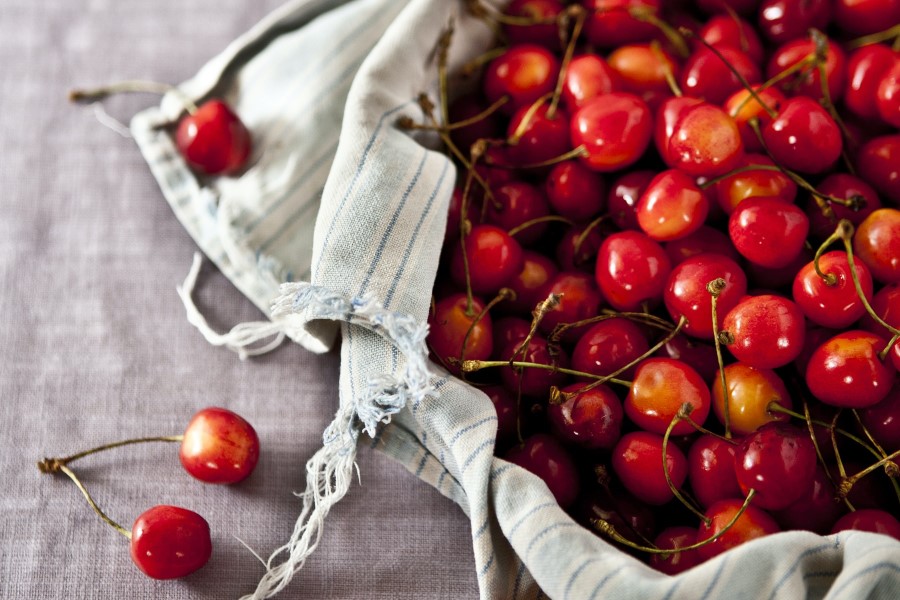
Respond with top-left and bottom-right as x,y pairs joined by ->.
507,94 -> 554,145
460,46 -> 508,77
50,463 -> 132,539
808,30 -> 856,174
571,215 -> 608,267
593,489 -> 757,556
459,288 -> 515,372
708,278 -> 732,439
663,403 -> 711,525
632,8 -> 690,59
69,80 -> 198,114
841,448 -> 900,496
651,40 -> 682,98
512,293 -> 563,365
850,410 -> 900,504
801,397 -> 839,488
848,23 -> 900,49
550,312 -> 674,347
466,0 -> 557,27
547,5 -> 587,120
398,96 -> 509,133
461,359 -> 632,388
507,215 -> 574,238
436,22 -> 454,129
767,402 -> 884,461
37,435 -> 184,470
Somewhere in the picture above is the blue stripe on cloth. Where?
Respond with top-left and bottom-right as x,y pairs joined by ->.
478,551 -> 495,578
588,565 -> 624,599
509,501 -> 559,539
448,415 -> 498,447
564,557 -> 603,600
513,560 -> 527,599
525,522 -> 579,559
414,449 -> 429,477
258,189 -> 324,253
765,541 -> 836,600
660,577 -> 682,600
700,555 -> 729,597
832,562 -> 900,599
474,517 -> 490,540
491,463 -> 514,479
462,438 -> 494,472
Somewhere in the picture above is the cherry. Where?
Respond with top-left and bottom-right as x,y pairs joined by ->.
576,484 -> 656,547
834,0 -> 900,35
722,294 -> 806,369
612,431 -> 688,506
695,499 -> 780,560
483,385 -> 521,447
608,170 -> 655,231
831,509 -> 900,541
745,245 -> 813,290
487,181 -> 551,245
679,45 -> 762,105
570,92 -> 653,172
664,253 -> 747,339
561,54 -> 620,112
699,14 -> 764,64
505,433 -> 580,508
595,230 -> 672,311
728,197 -> 809,268
607,43 -> 680,108
171,99 -> 251,176
428,293 -> 493,369
571,317 -> 650,378
179,407 -> 260,485
858,388 -> 900,454
656,334 -> 720,382
876,58 -> 900,129
766,36 -> 847,102
506,103 -> 572,167
549,382 -> 624,449
483,44 -> 561,115
130,505 -> 212,579
807,173 -> 881,240
696,0 -> 760,14
649,526 -> 702,575
503,0 -> 566,48
860,283 -> 900,336
444,187 -> 481,243
450,224 -> 524,295
844,45 -> 898,121
688,434 -> 742,509
583,0 -> 662,48
713,154 -> 796,215
655,97 -> 705,163
773,464 -> 844,534
556,223 -> 604,271
711,362 -> 792,435
724,87 -> 785,153
538,271 -> 604,338
500,335 -> 569,398
732,422 -> 816,510
665,102 -> 745,178
792,251 -> 874,329
625,358 -> 712,436
805,330 -> 896,408
757,0 -> 831,44
664,226 -> 741,266
853,208 -> 900,284
448,94 -> 501,157
857,134 -> 900,204
506,250 -> 558,314
544,160 -> 606,222
493,316 -> 531,350
763,99 -> 841,174
636,169 -> 710,241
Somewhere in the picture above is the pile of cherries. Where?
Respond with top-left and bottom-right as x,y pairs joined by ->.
39,407 -> 260,579
419,0 -> 900,572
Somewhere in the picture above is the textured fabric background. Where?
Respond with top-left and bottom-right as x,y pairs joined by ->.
0,1 -> 478,598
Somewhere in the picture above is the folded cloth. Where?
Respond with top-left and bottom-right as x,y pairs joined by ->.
131,0 -> 900,598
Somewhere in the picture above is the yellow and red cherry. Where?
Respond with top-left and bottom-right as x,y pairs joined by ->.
757,0 -> 831,44
728,197 -> 809,268
612,431 -> 688,506
427,293 -> 493,370
664,253 -> 747,339
624,358 -> 712,436
854,208 -> 900,284
695,499 -> 780,560
724,87 -> 785,152
608,169 -> 655,231
714,154 -> 797,215
831,509 -> 900,541
649,526 -> 702,575
762,97 -> 843,174
607,43 -> 680,109
636,169 -> 710,242
179,407 -> 260,485
571,317 -> 650,378
857,134 -> 900,204
766,36 -> 847,102
655,97 -> 704,163
561,54 -> 621,112
595,230 -> 672,311
792,251 -> 874,329
711,362 -> 792,435
544,160 -> 606,222
722,294 -> 806,369
483,44 -> 561,115
570,92 -> 653,172
175,100 -> 252,176
688,434 -> 742,509
450,224 -> 524,295
844,44 -> 897,121
504,433 -> 580,509
773,464 -> 844,535
806,330 -> 896,408
548,382 -> 624,450
666,103 -> 745,178
583,0 -> 662,48
130,505 -> 212,580
538,271 -> 604,339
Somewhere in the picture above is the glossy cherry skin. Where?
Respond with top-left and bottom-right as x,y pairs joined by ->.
806,330 -> 896,408
845,45 -> 898,121
561,54 -> 620,112
714,154 -> 796,215
607,43 -> 679,108
608,170 -> 655,231
655,96 -> 704,163
505,433 -> 580,508
666,103 -> 745,178
861,284 -> 900,336
649,526 -> 702,575
773,464 -> 844,535
571,317 -> 649,378
537,271 -> 604,339
556,223 -> 603,272
695,499 -> 780,561
664,226 -> 741,266
854,208 -> 900,284
724,87 -> 785,153
130,505 -> 212,579
857,135 -> 900,204
766,37 -> 847,102
728,197 -> 809,269
179,407 -> 260,484
483,44 -> 560,115
544,160 -> 605,222
482,385 -> 520,447
549,382 -> 624,449
612,431 -> 688,506
762,97 -> 842,174
486,181 -> 551,246
732,422 -> 816,511
831,509 -> 900,541
807,173 -> 882,240
595,231 -> 672,311
506,103 -> 572,167
834,0 -> 900,35
625,358 -> 711,436
877,60 -> 900,127
712,363 -> 792,435
688,434 -> 742,509
506,251 -> 558,315
500,336 -> 569,398
792,251 -> 874,329
859,385 -> 900,449
175,100 -> 251,176
583,0 -> 661,48
699,14 -> 764,64
757,0 -> 831,44
428,293 -> 493,368
503,0 -> 566,48
664,253 -> 747,340
722,294 -> 806,369
576,484 -> 656,546
636,170 -> 709,242
656,335 -> 720,382
570,93 -> 653,173
450,225 -> 524,295
679,46 -> 761,105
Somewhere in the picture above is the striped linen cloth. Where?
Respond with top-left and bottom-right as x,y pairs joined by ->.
130,0 -> 900,598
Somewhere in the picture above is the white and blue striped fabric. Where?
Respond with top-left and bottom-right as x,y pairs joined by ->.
131,0 -> 900,598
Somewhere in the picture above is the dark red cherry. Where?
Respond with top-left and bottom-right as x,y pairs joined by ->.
844,45 -> 897,121
500,336 -> 569,398
728,197 -> 809,269
595,230 -> 672,311
807,173 -> 882,240
549,382 -> 624,449
570,92 -> 653,172
834,0 -> 900,35
857,135 -> 900,204
506,103 -> 572,167
576,484 -> 656,547
766,37 -> 847,102
505,433 -> 580,508
561,54 -> 620,112
483,385 -> 521,446
859,388 -> 900,451
854,208 -> 900,284
428,293 -> 493,369
583,0 -> 662,48
792,251 -> 874,329
860,283 -> 900,336
487,181 -> 551,246
130,505 -> 212,579
571,317 -> 650,378
806,330 -> 896,408
695,499 -> 780,560
484,44 -> 561,115
649,526 -> 702,575
773,464 -> 844,534
762,97 -> 842,174
696,0 -> 760,15
636,169 -> 710,242
664,226 -> 741,266
711,363 -> 792,435
664,253 -> 747,340
538,271 -> 604,339
444,187 -> 481,243
679,45 -> 761,105
175,100 -> 251,175
608,170 -> 655,231
656,335 -> 720,382
450,225 -> 524,295
624,358 -> 711,436
556,223 -> 604,272
831,509 -> 900,541
507,251 -> 558,315
179,407 -> 260,484
699,14 -> 764,64
448,94 -> 501,156
544,160 -> 606,222
722,294 -> 806,369
612,431 -> 688,506
688,434 -> 742,509
757,0 -> 831,44
503,0 -> 566,48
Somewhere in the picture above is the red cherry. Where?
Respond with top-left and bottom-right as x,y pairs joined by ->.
636,169 -> 710,241
857,135 -> 900,204
757,0 -> 831,44
792,251 -> 874,329
444,187 -> 481,243
655,96 -> 704,163
612,431 -> 688,506
583,0 -> 662,48
506,251 -> 558,314
538,271 -> 604,338
877,59 -> 900,130
450,225 -> 524,295
807,173 -> 882,240
607,43 -> 680,108
762,97 -> 843,174
544,160 -> 606,222
695,499 -> 780,560
506,103 -> 572,167
845,45 -> 898,121
714,154 -> 796,215
130,505 -> 212,579
722,294 -> 806,369
556,223 -> 604,272
483,44 -> 561,115
570,92 -> 653,172
664,225 -> 741,266
179,407 -> 260,484
724,87 -> 785,152
503,0 -> 566,48
482,385 -> 520,447
486,181 -> 551,246
656,335 -> 720,382
806,330 -> 896,408
428,293 -> 493,368
666,102 -> 745,178
766,36 -> 847,102
858,388 -> 900,452
679,46 -> 761,105
696,0 -> 760,15
860,283 -> 900,335
175,100 -> 251,175
571,317 -> 650,378
664,253 -> 747,340
505,433 -> 580,508
649,526 -> 702,575
595,230 -> 672,311
834,0 -> 900,35
728,197 -> 809,268
500,336 -> 569,398
448,94 -> 501,156
493,316 -> 531,350
561,54 -> 620,112
711,362 -> 792,435
773,464 -> 844,534
688,434 -> 742,509
575,485 -> 656,546
624,358 -> 711,436
608,170 -> 655,230
699,14 -> 764,64
854,208 -> 900,284
549,382 -> 624,449
831,509 -> 900,541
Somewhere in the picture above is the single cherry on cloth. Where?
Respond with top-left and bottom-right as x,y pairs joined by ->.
175,99 -> 252,175
806,330 -> 896,408
636,169 -> 710,242
612,431 -> 688,506
854,208 -> 900,284
831,509 -> 900,541
695,499 -> 781,561
722,294 -> 806,369
549,382 -> 624,450
624,358 -> 711,436
728,197 -> 809,269
792,251 -> 874,329
505,433 -> 580,508
711,362 -> 792,435
179,407 -> 261,485
664,253 -> 747,340
450,224 -> 524,295
130,505 -> 213,580
688,434 -> 742,509
595,230 -> 672,311
570,92 -> 653,173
